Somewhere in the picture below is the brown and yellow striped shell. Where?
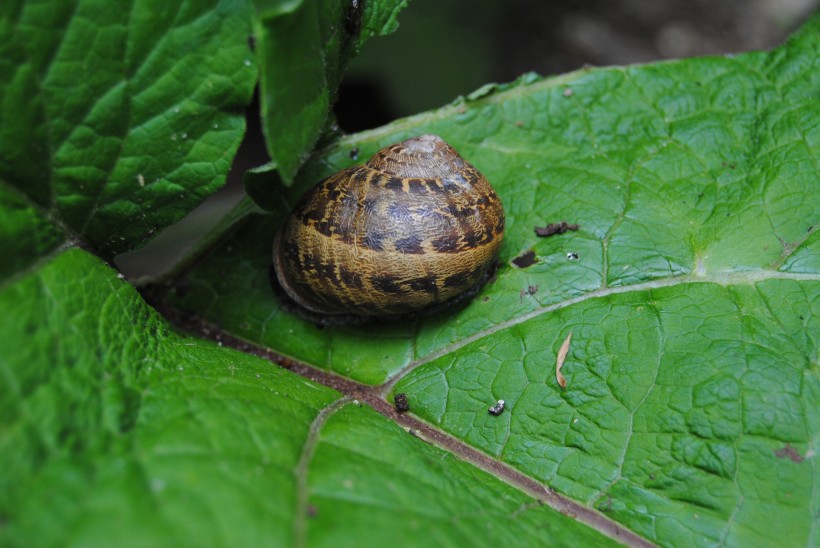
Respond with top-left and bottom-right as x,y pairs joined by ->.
273,134 -> 505,316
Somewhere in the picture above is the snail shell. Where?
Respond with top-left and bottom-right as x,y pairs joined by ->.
273,134 -> 505,316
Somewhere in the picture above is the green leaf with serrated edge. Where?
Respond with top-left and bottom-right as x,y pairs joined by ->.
169,17 -> 820,547
0,249 -> 614,545
253,0 -> 407,185
0,0 -> 257,258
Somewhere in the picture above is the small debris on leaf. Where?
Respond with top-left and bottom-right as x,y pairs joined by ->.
394,393 -> 410,413
534,222 -> 579,237
774,444 -> 805,463
349,147 -> 359,160
556,331 -> 572,389
520,285 -> 539,301
566,252 -> 579,260
512,250 -> 537,268
563,87 -> 574,97
488,399 -> 506,416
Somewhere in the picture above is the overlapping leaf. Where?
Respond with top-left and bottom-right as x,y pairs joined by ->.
253,0 -> 407,184
0,0 -> 258,258
0,249 -> 615,545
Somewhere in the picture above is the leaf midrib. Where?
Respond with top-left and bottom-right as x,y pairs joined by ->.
386,269 -> 820,390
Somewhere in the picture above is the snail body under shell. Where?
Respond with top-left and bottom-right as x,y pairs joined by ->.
273,134 -> 505,317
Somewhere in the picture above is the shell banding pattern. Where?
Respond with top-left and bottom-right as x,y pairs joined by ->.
273,134 -> 505,316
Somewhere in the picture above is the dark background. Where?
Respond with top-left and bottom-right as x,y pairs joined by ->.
336,0 -> 816,131
117,0 -> 817,280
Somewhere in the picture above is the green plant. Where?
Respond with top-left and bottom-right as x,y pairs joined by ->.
1,2 -> 817,546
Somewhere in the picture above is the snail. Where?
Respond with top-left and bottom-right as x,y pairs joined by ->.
272,134 -> 505,317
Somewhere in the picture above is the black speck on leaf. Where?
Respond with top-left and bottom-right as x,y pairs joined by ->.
394,393 -> 410,413
534,222 -> 579,237
512,250 -> 537,268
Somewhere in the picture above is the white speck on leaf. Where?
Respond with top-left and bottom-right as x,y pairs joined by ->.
488,399 -> 506,416
137,174 -> 145,187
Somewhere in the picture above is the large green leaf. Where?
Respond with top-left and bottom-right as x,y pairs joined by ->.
0,249 -> 618,545
253,0 -> 407,184
0,0 -> 257,258
169,17 -> 820,546
2,5 -> 817,546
